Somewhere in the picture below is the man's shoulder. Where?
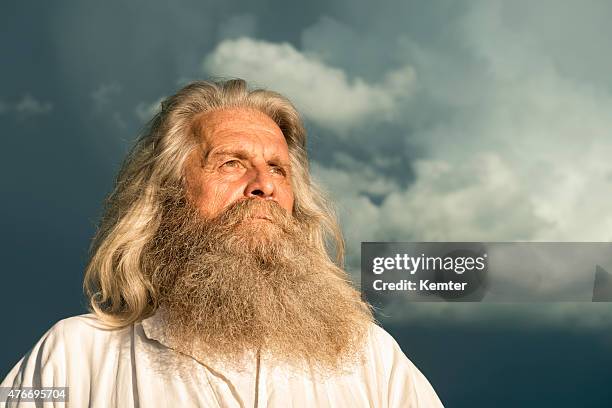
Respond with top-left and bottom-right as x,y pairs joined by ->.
47,313 -> 125,337
52,313 -> 122,332
19,313 -> 133,361
362,323 -> 445,406
1,313 -> 132,388
363,323 -> 420,372
366,322 -> 403,350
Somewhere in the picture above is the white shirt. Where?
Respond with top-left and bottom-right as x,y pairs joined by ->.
1,312 -> 443,407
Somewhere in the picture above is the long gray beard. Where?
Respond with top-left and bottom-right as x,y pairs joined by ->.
144,194 -> 373,373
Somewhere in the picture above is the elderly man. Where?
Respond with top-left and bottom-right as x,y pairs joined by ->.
1,79 -> 443,407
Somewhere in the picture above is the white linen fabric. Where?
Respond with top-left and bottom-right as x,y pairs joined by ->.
1,312 -> 443,407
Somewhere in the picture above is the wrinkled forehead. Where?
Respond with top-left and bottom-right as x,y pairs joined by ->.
192,107 -> 287,147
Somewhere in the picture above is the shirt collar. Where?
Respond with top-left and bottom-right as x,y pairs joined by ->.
139,307 -> 259,373
140,307 -> 169,347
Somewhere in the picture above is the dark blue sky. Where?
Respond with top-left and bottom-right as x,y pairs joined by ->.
2,1 -> 612,406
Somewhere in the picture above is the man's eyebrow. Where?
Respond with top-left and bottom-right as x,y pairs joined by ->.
204,147 -> 290,167
206,148 -> 250,160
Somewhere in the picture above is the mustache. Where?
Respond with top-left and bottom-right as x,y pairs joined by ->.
211,198 -> 293,229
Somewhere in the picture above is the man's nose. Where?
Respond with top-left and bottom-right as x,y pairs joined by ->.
245,167 -> 275,199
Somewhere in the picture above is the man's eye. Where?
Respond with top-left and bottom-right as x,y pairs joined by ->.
221,160 -> 242,168
270,166 -> 286,176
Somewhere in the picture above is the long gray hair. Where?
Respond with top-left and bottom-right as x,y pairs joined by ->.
83,79 -> 345,327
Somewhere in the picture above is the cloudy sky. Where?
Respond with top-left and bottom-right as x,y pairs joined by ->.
3,1 -> 612,406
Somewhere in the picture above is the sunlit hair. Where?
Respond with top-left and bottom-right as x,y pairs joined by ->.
83,79 -> 346,328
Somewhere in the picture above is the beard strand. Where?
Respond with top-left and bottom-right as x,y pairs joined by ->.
143,192 -> 374,374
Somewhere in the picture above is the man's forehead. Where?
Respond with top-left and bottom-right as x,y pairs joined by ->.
193,107 -> 284,142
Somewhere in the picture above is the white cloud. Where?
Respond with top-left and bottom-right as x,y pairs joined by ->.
14,95 -> 53,116
314,153 -> 550,277
301,0 -> 612,327
0,95 -> 53,117
310,1 -> 612,243
88,82 -> 129,129
135,97 -> 164,122
202,37 -> 415,133
91,82 -> 121,111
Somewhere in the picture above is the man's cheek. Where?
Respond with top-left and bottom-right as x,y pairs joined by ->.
208,184 -> 240,213
281,188 -> 295,214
